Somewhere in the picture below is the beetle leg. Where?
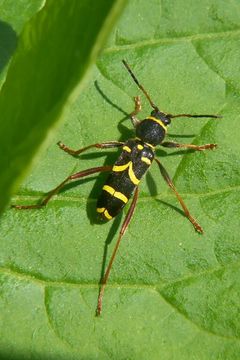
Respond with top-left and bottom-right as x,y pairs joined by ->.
12,165 -> 112,209
155,158 -> 203,233
57,141 -> 124,156
161,141 -> 217,151
96,186 -> 139,316
167,113 -> 221,119
130,96 -> 141,127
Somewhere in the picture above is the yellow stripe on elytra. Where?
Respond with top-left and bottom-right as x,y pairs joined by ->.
123,145 -> 131,153
96,207 -> 112,220
112,161 -> 140,185
97,208 -> 112,220
103,185 -> 115,196
146,116 -> 168,132
128,161 -> 140,185
112,162 -> 130,172
137,144 -> 143,150
135,137 -> 155,149
141,156 -> 151,165
145,142 -> 155,149
104,209 -> 112,220
114,191 -> 128,203
103,185 -> 128,204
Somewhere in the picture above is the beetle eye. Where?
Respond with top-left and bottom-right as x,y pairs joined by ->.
164,117 -> 171,125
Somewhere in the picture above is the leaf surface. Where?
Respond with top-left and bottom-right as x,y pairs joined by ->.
1,0 -> 240,359
0,0 -> 125,214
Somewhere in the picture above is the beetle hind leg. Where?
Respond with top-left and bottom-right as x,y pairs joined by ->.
96,186 -> 139,316
12,166 -> 112,210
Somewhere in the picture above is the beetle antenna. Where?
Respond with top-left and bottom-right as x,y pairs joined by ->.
122,60 -> 159,111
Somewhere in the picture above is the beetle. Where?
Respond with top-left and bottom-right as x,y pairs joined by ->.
12,60 -> 221,315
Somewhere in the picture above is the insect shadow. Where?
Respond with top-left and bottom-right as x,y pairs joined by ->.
59,79 -> 211,303
167,133 -> 196,138
12,60 -> 220,315
155,198 -> 186,217
0,20 -> 17,73
67,81 -> 198,249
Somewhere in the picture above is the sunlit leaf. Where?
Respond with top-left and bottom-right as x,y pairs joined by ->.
1,0 -> 239,359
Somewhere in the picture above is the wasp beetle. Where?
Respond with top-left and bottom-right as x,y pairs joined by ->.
12,60 -> 221,315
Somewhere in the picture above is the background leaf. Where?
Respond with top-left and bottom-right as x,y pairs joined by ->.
0,0 -> 125,214
0,0 -> 44,85
1,0 -> 240,359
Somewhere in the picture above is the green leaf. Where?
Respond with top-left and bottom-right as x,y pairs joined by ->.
1,0 -> 240,359
0,0 -> 126,214
0,0 -> 43,85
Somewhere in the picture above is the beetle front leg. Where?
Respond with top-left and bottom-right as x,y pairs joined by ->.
57,141 -> 124,156
130,96 -> 141,127
161,141 -> 217,151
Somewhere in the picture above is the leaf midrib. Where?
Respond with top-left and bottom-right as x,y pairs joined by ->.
11,183 -> 240,206
1,261 -> 239,290
103,28 -> 240,53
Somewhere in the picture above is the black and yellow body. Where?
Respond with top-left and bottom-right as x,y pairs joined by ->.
96,138 -> 153,220
12,59 -> 220,315
96,113 -> 169,220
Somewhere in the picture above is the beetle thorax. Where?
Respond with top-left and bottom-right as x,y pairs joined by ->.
135,119 -> 163,146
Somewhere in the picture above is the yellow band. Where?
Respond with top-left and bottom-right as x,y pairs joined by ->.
123,145 -> 131,153
103,185 -> 115,195
104,209 -> 112,220
96,207 -> 112,220
141,157 -> 151,165
145,142 -> 155,149
112,161 -> 140,185
112,162 -> 130,172
128,161 -> 140,185
114,191 -> 128,203
103,185 -> 128,204
146,116 -> 168,132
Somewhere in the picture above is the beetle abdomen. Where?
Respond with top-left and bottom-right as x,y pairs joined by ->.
96,139 -> 154,220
